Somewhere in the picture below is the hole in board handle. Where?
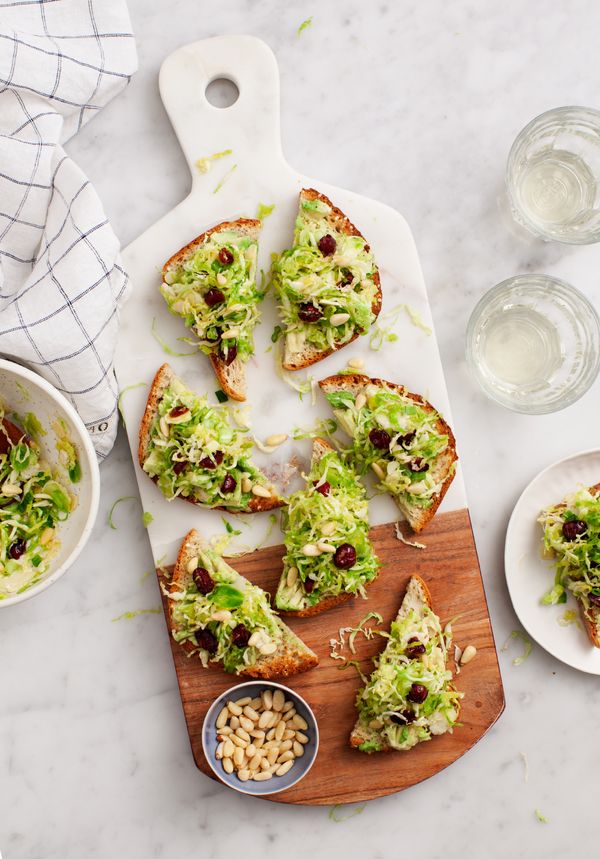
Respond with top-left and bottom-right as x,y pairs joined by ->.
205,78 -> 239,109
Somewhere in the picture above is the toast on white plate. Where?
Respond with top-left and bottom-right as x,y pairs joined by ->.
319,374 -> 457,533
539,482 -> 600,648
138,364 -> 283,513
271,189 -> 381,370
167,530 -> 318,677
275,438 -> 380,616
350,575 -> 462,753
160,219 -> 262,401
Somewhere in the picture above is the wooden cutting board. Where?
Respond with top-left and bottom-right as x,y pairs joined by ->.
159,511 -> 504,805
115,35 -> 505,804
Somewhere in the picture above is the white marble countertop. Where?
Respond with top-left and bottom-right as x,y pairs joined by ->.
2,2 -> 600,857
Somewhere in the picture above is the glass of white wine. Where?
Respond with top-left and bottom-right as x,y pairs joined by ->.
466,275 -> 600,414
507,107 -> 600,243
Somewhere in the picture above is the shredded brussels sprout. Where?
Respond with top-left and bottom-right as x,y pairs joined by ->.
111,607 -> 161,622
297,17 -> 313,36
501,630 -> 533,665
195,149 -> 232,174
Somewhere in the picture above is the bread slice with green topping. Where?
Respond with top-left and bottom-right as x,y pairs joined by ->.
168,529 -> 318,677
271,189 -> 381,371
319,374 -> 457,533
138,364 -> 283,513
275,438 -> 380,617
161,219 -> 262,401
350,575 -> 462,753
538,483 -> 600,648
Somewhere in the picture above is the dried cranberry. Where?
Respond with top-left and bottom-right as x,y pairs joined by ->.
313,480 -> 331,496
318,234 -> 336,256
390,710 -> 415,725
195,628 -> 218,653
199,451 -> 224,469
304,577 -> 316,594
204,287 -> 225,306
398,430 -> 416,449
298,303 -> 323,323
231,623 -> 250,647
369,428 -> 391,450
218,247 -> 234,266
562,519 -> 587,540
193,567 -> 214,595
172,459 -> 187,475
169,405 -> 189,419
333,543 -> 357,569
407,683 -> 428,704
409,457 -> 429,473
9,539 -> 26,560
406,636 -> 426,659
589,592 -> 600,607
221,474 -> 236,493
338,269 -> 353,288
219,343 -> 237,366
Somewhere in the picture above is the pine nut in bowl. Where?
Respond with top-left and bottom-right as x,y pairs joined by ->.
202,680 -> 319,796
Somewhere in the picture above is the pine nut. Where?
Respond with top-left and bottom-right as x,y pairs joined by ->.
222,740 -> 234,758
282,708 -> 296,721
277,750 -> 294,764
355,393 -> 367,409
164,269 -> 176,285
266,729 -> 276,742
237,769 -> 251,782
227,702 -> 242,717
276,760 -> 294,777
460,644 -> 477,665
320,521 -> 336,536
222,757 -> 234,774
249,755 -> 262,772
251,484 -> 271,498
347,357 -> 364,370
211,609 -> 232,623
317,540 -> 336,553
330,312 -> 350,326
260,757 -> 270,771
261,690 -> 273,710
250,729 -> 265,739
250,697 -> 262,710
235,728 -> 251,743
241,476 -> 253,493
272,689 -> 285,712
267,748 -> 279,766
263,740 -> 277,750
229,716 -> 240,730
234,697 -> 252,707
217,726 -> 232,736
186,556 -> 199,573
242,705 -> 259,722
253,771 -> 272,782
239,716 -> 254,732
258,710 -> 272,730
270,711 -> 282,727
279,740 -> 293,753
233,747 -> 245,767
259,641 -> 277,656
286,566 -> 299,587
216,707 -> 229,730
252,736 -> 265,749
293,741 -> 304,757
265,433 -> 288,447
371,462 -> 385,480
295,732 -> 309,744
230,734 -> 247,749
291,714 -> 308,731
275,721 -> 286,742
301,543 -> 321,557
216,742 -> 224,760
282,700 -> 294,713
216,272 -> 227,286
282,729 -> 295,741
246,744 -> 256,758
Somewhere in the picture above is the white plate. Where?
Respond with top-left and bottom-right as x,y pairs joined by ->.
505,448 -> 600,674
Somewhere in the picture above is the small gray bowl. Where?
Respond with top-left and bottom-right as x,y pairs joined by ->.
202,680 -> 319,796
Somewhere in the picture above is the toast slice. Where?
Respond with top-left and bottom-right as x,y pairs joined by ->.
539,482 -> 600,648
167,529 -> 318,678
319,374 -> 457,533
138,364 -> 283,513
160,219 -> 262,401
275,438 -> 380,616
350,575 -> 462,752
271,189 -> 381,371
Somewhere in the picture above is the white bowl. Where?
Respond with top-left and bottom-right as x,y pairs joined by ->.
0,359 -> 100,607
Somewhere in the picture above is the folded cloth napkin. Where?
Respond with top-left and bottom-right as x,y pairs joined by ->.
0,0 -> 137,460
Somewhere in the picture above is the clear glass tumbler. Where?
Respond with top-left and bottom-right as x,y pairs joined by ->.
466,275 -> 600,414
507,107 -> 600,243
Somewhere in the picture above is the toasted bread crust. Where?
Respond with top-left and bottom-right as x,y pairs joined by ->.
319,374 -> 457,533
282,189 -> 382,371
138,364 -> 284,514
162,219 -> 261,401
170,530 -> 318,677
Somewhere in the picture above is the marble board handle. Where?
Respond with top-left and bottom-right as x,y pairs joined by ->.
159,35 -> 284,181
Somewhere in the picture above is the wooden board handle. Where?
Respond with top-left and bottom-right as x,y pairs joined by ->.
159,35 -> 283,181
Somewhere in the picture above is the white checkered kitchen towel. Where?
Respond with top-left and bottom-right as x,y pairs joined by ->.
0,0 -> 137,460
